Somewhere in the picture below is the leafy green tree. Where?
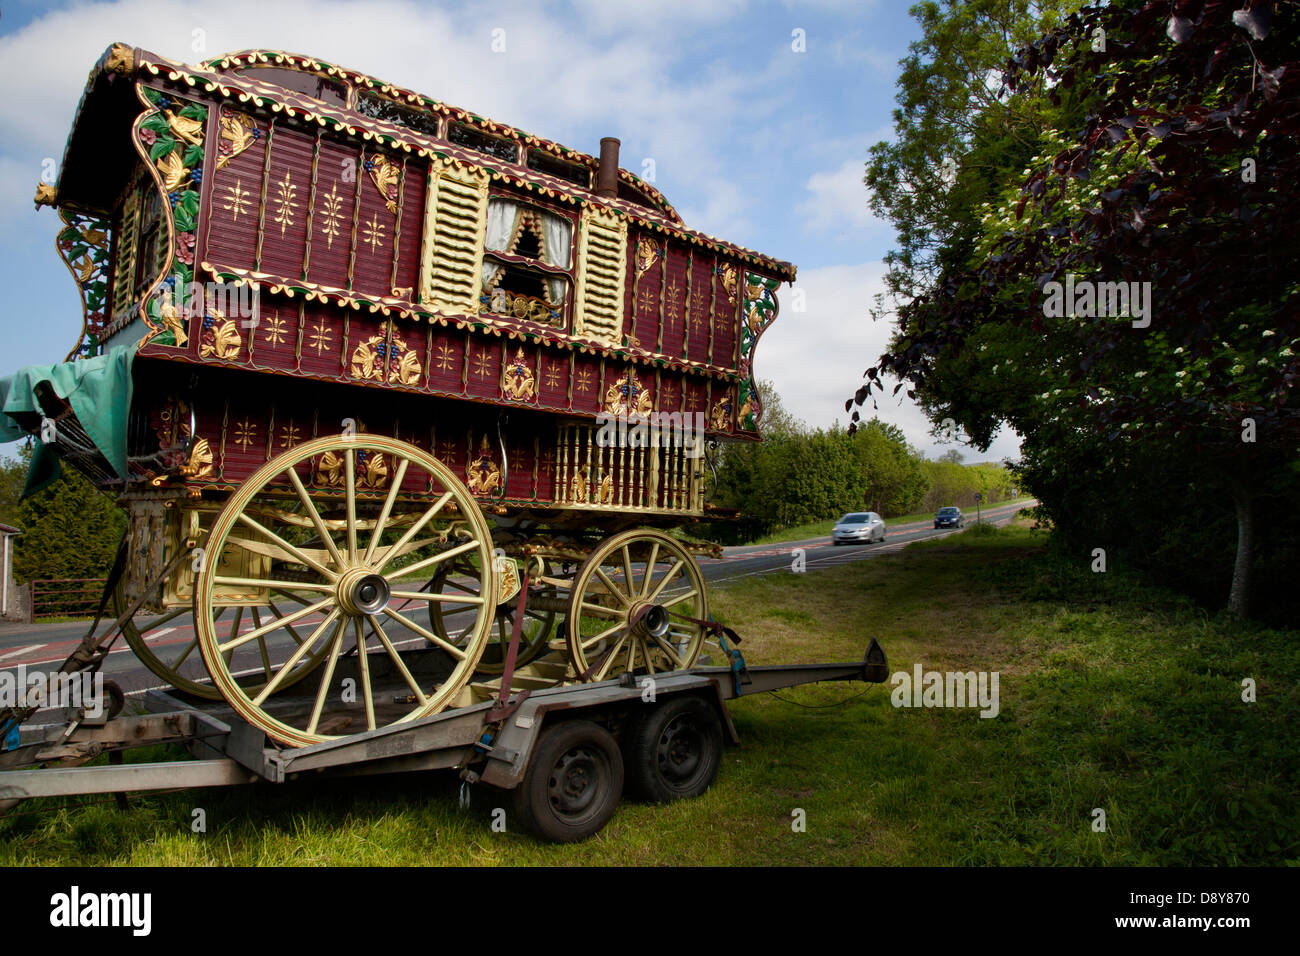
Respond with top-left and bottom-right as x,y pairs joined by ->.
854,1 -> 1300,620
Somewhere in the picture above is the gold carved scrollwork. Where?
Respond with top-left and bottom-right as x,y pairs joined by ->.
710,397 -> 732,431
502,347 -> 535,402
216,111 -> 260,171
33,183 -> 58,208
467,436 -> 502,496
180,438 -> 214,481
350,324 -> 422,386
199,311 -> 241,359
635,237 -> 661,278
366,153 -> 401,215
598,472 -> 613,505
603,367 -> 653,417
569,466 -> 589,504
717,262 -> 738,304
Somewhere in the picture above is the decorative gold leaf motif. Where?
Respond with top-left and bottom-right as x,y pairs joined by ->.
598,472 -> 613,504
33,183 -> 58,207
199,317 -> 242,359
710,396 -> 732,430
569,466 -> 589,504
157,288 -> 188,347
216,111 -> 259,171
157,150 -> 188,193
233,418 -> 257,451
362,213 -> 386,255
350,324 -> 422,385
603,367 -> 653,417
466,436 -> 502,496
502,347 -> 535,402
366,153 -> 401,215
718,261 -> 738,304
224,179 -> 251,222
636,237 -> 661,278
357,449 -> 389,489
180,438 -> 214,480
314,450 -> 343,487
166,110 -> 204,148
273,169 -> 298,236
318,182 -> 345,249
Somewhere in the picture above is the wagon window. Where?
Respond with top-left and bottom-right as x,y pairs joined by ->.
526,149 -> 591,189
448,122 -> 520,164
356,91 -> 441,138
234,66 -> 349,108
480,197 -> 573,329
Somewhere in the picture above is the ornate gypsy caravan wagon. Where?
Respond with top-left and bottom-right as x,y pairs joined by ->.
4,42 -> 794,752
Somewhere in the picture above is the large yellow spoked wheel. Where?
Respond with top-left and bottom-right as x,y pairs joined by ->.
565,530 -> 709,683
194,434 -> 497,747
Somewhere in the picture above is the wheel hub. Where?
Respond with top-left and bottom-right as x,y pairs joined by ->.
629,602 -> 671,641
337,568 -> 391,616
549,748 -> 601,815
657,717 -> 702,780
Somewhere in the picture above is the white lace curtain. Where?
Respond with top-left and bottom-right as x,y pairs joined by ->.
481,198 -> 572,306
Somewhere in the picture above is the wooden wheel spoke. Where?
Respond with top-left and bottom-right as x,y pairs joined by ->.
368,616 -> 428,705
620,546 -> 635,599
640,542 -> 659,597
382,607 -> 467,660
235,514 -> 338,580
286,467 -> 345,570
219,596 -> 333,653
364,457 -> 410,564
215,576 -> 334,593
169,637 -> 200,671
579,601 -> 624,619
251,609 -> 341,705
594,567 -> 631,606
644,560 -> 684,603
580,621 -> 628,650
382,539 -> 481,582
649,631 -> 685,669
307,620 -> 346,735
391,589 -> 484,606
344,447 -> 358,561
660,589 -> 700,609
354,618 -> 376,732
592,634 -> 630,682
375,492 -> 453,572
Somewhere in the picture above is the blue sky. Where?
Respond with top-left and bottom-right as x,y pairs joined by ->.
0,0 -> 1021,461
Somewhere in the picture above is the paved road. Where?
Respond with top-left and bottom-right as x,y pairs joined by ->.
0,500 -> 1032,708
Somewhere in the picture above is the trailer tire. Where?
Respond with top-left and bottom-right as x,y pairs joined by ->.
513,720 -> 624,842
623,695 -> 723,803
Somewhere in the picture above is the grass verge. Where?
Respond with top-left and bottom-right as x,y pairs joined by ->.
1,521 -> 1293,865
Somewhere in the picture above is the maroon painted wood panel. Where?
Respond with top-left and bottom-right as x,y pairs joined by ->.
307,136 -> 359,290
259,125 -> 313,281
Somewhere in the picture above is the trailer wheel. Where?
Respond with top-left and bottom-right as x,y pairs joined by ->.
623,695 -> 723,802
513,720 -> 624,842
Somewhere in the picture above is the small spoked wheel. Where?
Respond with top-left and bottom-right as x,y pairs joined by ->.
623,695 -> 724,802
193,434 -> 497,747
513,720 -> 624,842
428,557 -> 557,674
565,530 -> 709,682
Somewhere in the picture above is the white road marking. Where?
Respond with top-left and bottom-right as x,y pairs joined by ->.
0,644 -> 46,662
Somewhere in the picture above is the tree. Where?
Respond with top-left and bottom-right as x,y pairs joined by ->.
854,1 -> 1300,619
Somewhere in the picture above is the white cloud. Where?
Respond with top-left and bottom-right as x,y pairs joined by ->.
756,260 -> 1021,461
797,156 -> 877,232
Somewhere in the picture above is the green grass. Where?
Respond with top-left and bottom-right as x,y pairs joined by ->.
749,496 -> 1036,545
1,520 -> 1294,865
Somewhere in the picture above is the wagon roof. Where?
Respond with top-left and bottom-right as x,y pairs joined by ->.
50,43 -> 796,282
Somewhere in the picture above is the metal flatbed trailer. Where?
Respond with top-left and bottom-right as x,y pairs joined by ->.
0,641 -> 889,842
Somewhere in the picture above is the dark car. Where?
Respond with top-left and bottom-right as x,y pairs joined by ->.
934,506 -> 964,529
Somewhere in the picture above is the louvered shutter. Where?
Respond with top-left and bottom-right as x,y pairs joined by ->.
112,196 -> 140,318
572,208 -> 627,347
419,161 -> 489,315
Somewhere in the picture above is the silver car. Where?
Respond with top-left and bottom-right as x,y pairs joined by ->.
831,512 -> 886,545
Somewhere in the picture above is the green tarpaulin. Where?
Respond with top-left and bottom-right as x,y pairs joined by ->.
0,344 -> 136,497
